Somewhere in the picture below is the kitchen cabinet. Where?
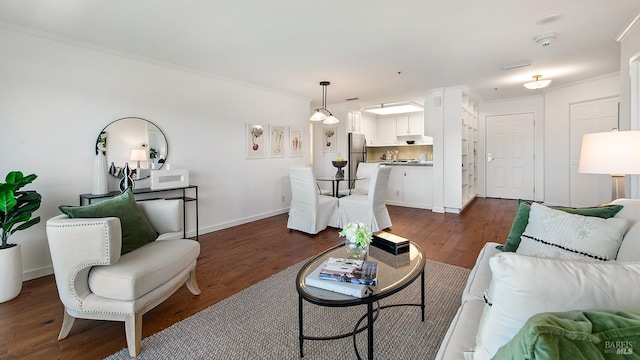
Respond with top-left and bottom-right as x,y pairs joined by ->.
396,112 -> 424,136
347,111 -> 362,133
377,117 -> 397,145
385,165 -> 432,209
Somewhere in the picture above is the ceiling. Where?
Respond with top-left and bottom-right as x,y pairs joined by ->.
0,0 -> 638,109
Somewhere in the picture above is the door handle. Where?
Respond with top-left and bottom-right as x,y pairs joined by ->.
487,153 -> 495,163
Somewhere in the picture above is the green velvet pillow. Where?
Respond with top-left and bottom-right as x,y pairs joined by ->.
59,188 -> 158,255
496,200 -> 624,252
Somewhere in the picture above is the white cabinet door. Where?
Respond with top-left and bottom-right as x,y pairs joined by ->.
395,115 -> 409,136
360,115 -> 376,145
347,111 -> 362,133
385,166 -> 404,203
403,166 -> 432,207
378,117 -> 397,145
408,113 -> 424,135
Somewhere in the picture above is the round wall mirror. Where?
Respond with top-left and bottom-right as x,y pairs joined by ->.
96,117 -> 168,180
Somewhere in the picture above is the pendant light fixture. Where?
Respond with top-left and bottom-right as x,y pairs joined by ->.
523,75 -> 552,90
310,81 -> 339,124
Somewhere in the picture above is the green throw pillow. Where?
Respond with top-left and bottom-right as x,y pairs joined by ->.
59,188 -> 158,255
496,200 -> 624,252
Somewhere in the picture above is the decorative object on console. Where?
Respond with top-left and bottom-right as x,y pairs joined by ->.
118,163 -> 135,192
96,117 -> 168,179
339,222 -> 372,260
0,171 -> 42,303
578,129 -> 640,200
309,81 -> 339,124
150,168 -> 189,190
130,148 -> 147,169
91,151 -> 109,195
331,158 -> 347,179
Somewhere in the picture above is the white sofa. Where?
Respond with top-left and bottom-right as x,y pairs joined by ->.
435,198 -> 640,360
46,199 -> 201,357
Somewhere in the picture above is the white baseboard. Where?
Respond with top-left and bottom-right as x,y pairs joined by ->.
187,208 -> 289,238
24,265 -> 53,281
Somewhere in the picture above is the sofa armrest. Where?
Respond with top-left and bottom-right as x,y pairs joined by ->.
137,199 -> 184,235
46,214 -> 122,310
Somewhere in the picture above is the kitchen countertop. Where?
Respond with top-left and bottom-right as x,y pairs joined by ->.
369,160 -> 433,166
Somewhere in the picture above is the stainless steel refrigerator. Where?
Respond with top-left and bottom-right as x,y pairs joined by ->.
348,133 -> 367,190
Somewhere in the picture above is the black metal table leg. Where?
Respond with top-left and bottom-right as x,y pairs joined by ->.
421,269 -> 425,321
367,301 -> 374,359
298,295 -> 304,357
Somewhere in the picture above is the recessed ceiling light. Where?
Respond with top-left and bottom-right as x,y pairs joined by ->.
362,101 -> 423,115
536,13 -> 563,25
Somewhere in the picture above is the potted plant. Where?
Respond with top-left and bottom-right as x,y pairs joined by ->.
0,171 -> 42,302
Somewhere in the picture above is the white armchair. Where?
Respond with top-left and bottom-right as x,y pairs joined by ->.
46,199 -> 200,357
287,167 -> 339,234
338,166 -> 392,232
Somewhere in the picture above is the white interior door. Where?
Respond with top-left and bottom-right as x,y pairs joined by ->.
486,113 -> 535,200
570,97 -> 619,207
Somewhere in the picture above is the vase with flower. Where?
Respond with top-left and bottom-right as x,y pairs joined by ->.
339,222 -> 373,260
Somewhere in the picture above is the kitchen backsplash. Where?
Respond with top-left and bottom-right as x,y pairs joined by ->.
367,145 -> 433,161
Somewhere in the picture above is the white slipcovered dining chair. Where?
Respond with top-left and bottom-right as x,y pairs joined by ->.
338,162 -> 380,197
338,166 -> 392,232
287,167 -> 339,234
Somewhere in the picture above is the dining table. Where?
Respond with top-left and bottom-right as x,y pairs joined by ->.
316,176 -> 364,197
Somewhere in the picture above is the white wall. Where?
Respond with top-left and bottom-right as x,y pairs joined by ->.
0,25 -> 311,280
479,95 -> 545,201
618,14 -> 640,197
543,73 -> 621,206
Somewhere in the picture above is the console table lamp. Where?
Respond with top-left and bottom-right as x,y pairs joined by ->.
130,149 -> 147,169
578,130 -> 640,200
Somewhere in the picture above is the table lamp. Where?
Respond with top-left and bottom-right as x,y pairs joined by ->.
130,149 -> 148,169
578,130 -> 640,200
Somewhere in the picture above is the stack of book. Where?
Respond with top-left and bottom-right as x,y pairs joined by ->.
305,257 -> 378,298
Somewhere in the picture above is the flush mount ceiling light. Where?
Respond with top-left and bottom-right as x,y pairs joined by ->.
310,81 -> 339,124
523,75 -> 552,90
362,101 -> 424,115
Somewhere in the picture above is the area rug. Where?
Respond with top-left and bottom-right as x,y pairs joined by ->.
105,259 -> 470,360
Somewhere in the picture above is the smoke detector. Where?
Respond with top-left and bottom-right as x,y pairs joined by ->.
534,31 -> 557,47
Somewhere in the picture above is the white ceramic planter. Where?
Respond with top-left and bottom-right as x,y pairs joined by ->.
0,244 -> 23,303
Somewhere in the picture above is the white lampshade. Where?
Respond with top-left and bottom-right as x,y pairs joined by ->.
578,131 -> 640,175
322,115 -> 339,125
130,149 -> 148,161
310,109 -> 327,121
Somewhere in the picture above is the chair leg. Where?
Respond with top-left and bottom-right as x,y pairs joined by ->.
125,313 -> 142,357
186,269 -> 201,295
58,310 -> 76,340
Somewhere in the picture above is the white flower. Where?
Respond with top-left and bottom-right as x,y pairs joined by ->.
339,222 -> 372,248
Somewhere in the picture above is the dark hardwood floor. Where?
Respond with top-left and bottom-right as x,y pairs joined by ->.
0,197 -> 518,359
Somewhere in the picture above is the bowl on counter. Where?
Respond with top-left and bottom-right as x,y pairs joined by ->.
406,140 -> 415,144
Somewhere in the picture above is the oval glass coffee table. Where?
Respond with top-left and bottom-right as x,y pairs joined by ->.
295,242 -> 426,359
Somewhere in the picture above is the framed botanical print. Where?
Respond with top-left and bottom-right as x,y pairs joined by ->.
269,124 -> 287,158
246,123 -> 266,159
322,126 -> 337,153
289,126 -> 304,157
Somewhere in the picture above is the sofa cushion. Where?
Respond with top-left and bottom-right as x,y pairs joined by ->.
88,239 -> 200,301
474,253 -> 640,360
461,242 -> 502,303
497,200 -> 624,252
612,198 -> 640,261
516,203 -> 628,261
59,189 -> 158,255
